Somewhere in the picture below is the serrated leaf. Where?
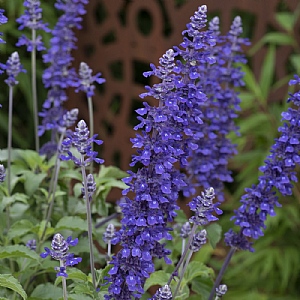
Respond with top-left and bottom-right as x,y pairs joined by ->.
7,219 -> 34,240
55,268 -> 88,286
55,216 -> 87,232
206,223 -> 222,249
183,261 -> 213,284
0,245 -> 40,261
21,171 -> 47,196
259,45 -> 275,99
275,12 -> 295,32
0,274 -> 27,300
30,283 -> 63,300
98,165 -> 128,179
143,270 -> 171,291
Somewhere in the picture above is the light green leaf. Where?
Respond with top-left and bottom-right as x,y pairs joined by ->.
144,270 -> 171,291
30,283 -> 63,300
55,216 -> 87,232
7,219 -> 34,240
290,54 -> 300,74
275,12 -> 295,32
0,274 -> 27,300
183,261 -> 214,284
55,268 -> 88,286
22,171 -> 47,196
191,276 -> 213,298
206,223 -> 222,249
0,245 -> 40,261
259,45 -> 275,99
98,165 -> 128,179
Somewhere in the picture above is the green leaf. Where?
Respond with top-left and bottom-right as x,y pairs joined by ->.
191,276 -> 213,299
0,274 -> 27,300
0,245 -> 40,261
183,261 -> 214,284
275,12 -> 295,32
7,219 -> 34,240
55,216 -> 87,232
206,223 -> 222,249
98,165 -> 128,179
22,171 -> 47,196
143,270 -> 171,291
55,268 -> 88,286
259,45 -> 275,99
290,54 -> 300,74
237,63 -> 263,102
30,283 -> 63,300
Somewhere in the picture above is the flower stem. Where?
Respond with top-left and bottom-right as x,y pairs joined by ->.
208,247 -> 236,300
87,95 -> 94,173
173,250 -> 193,299
81,156 -> 96,289
31,29 -> 39,152
60,260 -> 68,300
7,86 -> 13,197
167,224 -> 197,286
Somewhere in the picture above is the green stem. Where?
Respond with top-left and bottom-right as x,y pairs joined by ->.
60,260 -> 68,300
167,224 -> 197,286
40,132 -> 65,243
173,250 -> 193,299
87,95 -> 94,173
31,29 -> 39,152
81,156 -> 96,289
208,247 -> 236,300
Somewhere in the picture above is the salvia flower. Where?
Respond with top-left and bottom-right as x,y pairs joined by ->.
189,229 -> 207,252
186,15 -> 248,201
82,173 -> 96,201
189,187 -> 222,226
16,0 -> 50,52
225,76 -> 300,250
39,0 -> 88,152
215,284 -> 228,298
40,233 -> 82,277
1,52 -> 26,87
60,120 -> 104,167
152,284 -> 172,300
180,222 -> 191,239
75,62 -> 106,97
0,164 -> 6,182
103,224 -> 115,243
106,6 -> 218,299
0,9 -> 7,45
26,239 -> 36,251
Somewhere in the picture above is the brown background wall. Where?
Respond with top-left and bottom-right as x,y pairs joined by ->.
67,0 -> 300,171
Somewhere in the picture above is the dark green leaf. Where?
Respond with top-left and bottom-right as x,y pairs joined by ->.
30,283 -> 63,300
259,45 -> 275,98
55,216 -> 87,232
183,261 -> 214,283
143,270 -> 171,291
7,219 -> 34,240
0,245 -> 40,261
0,274 -> 27,300
206,223 -> 222,249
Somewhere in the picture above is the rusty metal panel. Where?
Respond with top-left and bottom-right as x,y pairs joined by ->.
67,0 -> 300,171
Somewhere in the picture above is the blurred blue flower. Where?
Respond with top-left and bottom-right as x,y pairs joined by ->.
0,164 -> 6,183
16,0 -> 50,52
225,77 -> 300,250
0,9 -> 7,45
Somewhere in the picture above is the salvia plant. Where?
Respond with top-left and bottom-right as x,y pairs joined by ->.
0,1 -> 299,300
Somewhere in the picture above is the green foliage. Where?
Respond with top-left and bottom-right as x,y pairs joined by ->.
0,274 -> 27,300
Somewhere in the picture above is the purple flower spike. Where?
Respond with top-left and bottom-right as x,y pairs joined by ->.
1,52 -> 26,87
60,120 -> 104,167
16,0 -> 50,52
0,164 -> 6,183
75,62 -> 106,97
40,233 -> 82,277
152,284 -> 172,300
0,9 -> 7,46
225,75 -> 300,250
189,187 -> 222,226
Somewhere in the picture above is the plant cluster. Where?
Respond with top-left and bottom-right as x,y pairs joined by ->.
0,1 -> 300,300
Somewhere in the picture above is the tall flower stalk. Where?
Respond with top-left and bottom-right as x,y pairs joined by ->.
105,6 -> 219,299
60,119 -> 104,288
39,0 -> 88,156
75,62 -> 105,172
16,0 -> 50,152
208,76 -> 300,299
